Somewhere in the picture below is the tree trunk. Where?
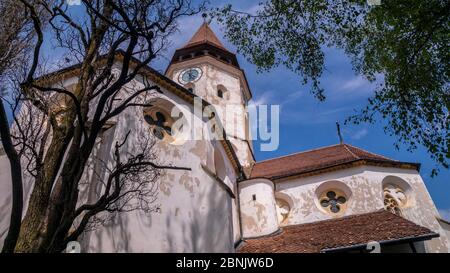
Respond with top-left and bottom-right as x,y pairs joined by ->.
0,99 -> 23,253
14,125 -> 73,252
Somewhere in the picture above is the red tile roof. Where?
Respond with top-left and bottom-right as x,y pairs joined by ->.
250,144 -> 420,180
237,210 -> 438,253
181,22 -> 227,51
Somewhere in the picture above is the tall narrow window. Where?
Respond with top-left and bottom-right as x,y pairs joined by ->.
217,85 -> 227,99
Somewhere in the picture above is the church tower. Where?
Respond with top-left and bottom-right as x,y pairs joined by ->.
166,22 -> 255,176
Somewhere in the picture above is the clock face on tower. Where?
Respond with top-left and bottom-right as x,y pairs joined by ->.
179,67 -> 202,84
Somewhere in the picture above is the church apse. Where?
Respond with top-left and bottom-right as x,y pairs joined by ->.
239,179 -> 279,238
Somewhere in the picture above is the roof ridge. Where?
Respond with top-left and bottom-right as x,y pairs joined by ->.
254,143 -> 343,164
344,143 -> 394,161
343,143 -> 360,160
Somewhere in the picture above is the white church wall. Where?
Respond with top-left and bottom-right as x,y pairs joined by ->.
273,165 -> 450,253
239,178 -> 279,238
82,76 -> 239,252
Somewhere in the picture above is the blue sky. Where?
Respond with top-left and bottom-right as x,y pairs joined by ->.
149,1 -> 450,217
16,1 -> 449,219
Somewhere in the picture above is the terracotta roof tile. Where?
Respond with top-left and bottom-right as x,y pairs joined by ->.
181,22 -> 227,50
250,144 -> 419,180
238,210 -> 438,253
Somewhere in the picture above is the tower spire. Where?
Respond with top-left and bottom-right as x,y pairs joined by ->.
181,20 -> 227,51
167,19 -> 241,71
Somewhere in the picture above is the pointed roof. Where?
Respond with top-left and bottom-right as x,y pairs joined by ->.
181,22 -> 227,51
168,22 -> 242,69
250,144 -> 420,180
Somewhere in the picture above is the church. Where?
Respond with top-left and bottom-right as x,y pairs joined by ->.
1,23 -> 449,253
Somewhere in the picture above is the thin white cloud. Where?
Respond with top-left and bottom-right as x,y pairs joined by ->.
350,128 -> 368,140
323,75 -> 378,102
250,89 -> 304,107
282,106 -> 350,125
338,76 -> 371,92
285,90 -> 303,102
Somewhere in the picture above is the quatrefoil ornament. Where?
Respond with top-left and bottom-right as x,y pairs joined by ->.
144,111 -> 173,140
320,191 -> 347,213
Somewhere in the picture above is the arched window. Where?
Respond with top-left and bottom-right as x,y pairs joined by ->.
382,176 -> 413,216
217,84 -> 228,99
275,192 -> 293,225
276,199 -> 290,223
383,183 -> 408,216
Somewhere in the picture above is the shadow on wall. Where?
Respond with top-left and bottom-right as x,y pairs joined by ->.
83,170 -> 233,253
164,174 -> 233,253
0,157 -> 11,244
84,210 -> 137,253
0,194 -> 11,247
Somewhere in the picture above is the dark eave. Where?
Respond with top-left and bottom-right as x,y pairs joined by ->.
169,42 -> 240,68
